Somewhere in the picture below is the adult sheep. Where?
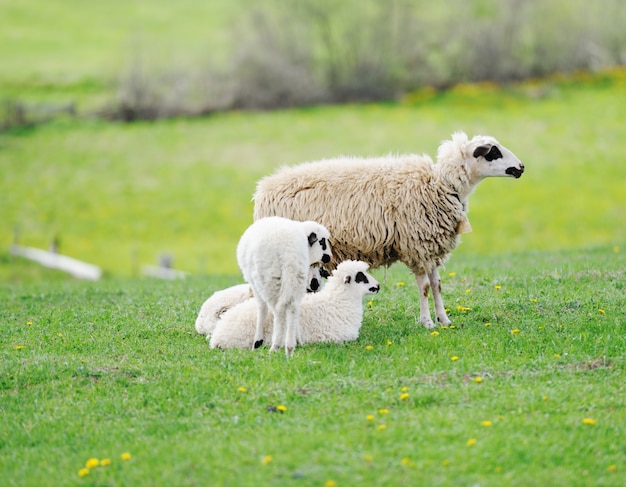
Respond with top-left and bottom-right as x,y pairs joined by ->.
194,265 -> 328,337
210,260 -> 379,349
237,216 -> 332,356
253,132 -> 524,328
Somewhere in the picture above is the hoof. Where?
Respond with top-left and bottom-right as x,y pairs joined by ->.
254,340 -> 263,349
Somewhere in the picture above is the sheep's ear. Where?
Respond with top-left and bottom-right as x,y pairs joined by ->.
308,232 -> 318,247
473,144 -> 503,161
344,275 -> 351,284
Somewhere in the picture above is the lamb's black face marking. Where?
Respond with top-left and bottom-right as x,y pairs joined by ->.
505,166 -> 524,178
319,237 -> 328,251
369,284 -> 380,294
319,267 -> 330,279
473,144 -> 503,161
308,278 -> 320,292
484,145 -> 503,161
344,275 -> 351,284
322,253 -> 331,264
355,271 -> 369,284
308,232 -> 318,246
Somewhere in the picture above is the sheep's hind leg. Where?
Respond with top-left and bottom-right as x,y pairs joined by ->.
415,272 -> 436,329
269,306 -> 286,353
283,303 -> 300,357
253,298 -> 268,349
429,268 -> 451,326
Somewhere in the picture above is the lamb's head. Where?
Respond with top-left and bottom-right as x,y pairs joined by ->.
302,220 -> 332,266
333,260 -> 380,296
307,264 -> 329,292
437,132 -> 525,195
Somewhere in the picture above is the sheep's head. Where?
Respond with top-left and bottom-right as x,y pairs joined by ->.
335,260 -> 380,295
302,221 -> 332,266
307,264 -> 329,292
437,132 -> 525,195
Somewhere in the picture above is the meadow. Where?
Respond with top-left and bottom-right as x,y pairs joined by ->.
1,2 -> 626,485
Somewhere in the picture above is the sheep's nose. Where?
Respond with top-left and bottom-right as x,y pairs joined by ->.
322,253 -> 331,264
370,285 -> 380,293
308,279 -> 320,292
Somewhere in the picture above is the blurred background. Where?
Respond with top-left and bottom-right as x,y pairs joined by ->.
1,0 -> 625,281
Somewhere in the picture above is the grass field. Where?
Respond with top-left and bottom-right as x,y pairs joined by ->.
2,71 -> 625,281
1,246 -> 624,486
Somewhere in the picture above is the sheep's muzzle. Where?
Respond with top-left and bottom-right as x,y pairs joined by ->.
505,166 -> 524,178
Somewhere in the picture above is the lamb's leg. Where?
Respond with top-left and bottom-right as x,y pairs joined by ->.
415,272 -> 436,329
428,268 -> 451,326
283,303 -> 300,357
269,306 -> 286,352
253,298 -> 268,349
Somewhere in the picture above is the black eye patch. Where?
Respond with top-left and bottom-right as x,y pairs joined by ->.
319,237 -> 327,251
355,271 -> 369,284
485,145 -> 503,161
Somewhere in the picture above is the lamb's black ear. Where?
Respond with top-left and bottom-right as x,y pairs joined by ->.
344,275 -> 351,284
308,232 -> 318,247
473,144 -> 491,158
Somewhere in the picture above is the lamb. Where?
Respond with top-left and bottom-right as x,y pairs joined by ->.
253,132 -> 524,328
194,265 -> 328,336
236,216 -> 332,356
210,260 -> 379,349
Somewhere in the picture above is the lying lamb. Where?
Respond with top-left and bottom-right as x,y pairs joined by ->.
237,216 -> 332,356
210,260 -> 379,349
194,265 -> 328,336
253,132 -> 524,328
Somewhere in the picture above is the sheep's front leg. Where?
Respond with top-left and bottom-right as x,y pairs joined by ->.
253,298 -> 268,349
414,272 -> 436,329
428,268 -> 451,326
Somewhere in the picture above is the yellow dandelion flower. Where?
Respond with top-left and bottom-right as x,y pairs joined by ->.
401,457 -> 412,466
543,395 -> 548,401
474,377 -> 483,383
400,393 -> 409,401
484,322 -> 491,327
448,272 -> 456,277
554,353 -> 561,358
396,281 -> 405,287
441,325 -> 449,330
386,339 -> 392,346
57,333 -> 63,337
15,345 -> 24,350
456,305 -> 470,312
511,329 -> 521,335
378,408 -> 389,415
598,309 -> 606,315
613,246 -> 620,253
466,438 -> 477,446
262,455 -> 272,465
465,289 -> 471,294
442,459 -> 451,467
450,325 -> 456,329
365,345 -> 374,351
481,420 -> 493,427
608,464 -> 617,472
400,386 -> 409,392
100,458 -> 111,467
325,480 -> 337,487
277,405 -> 287,413
364,454 -> 373,462
430,331 -> 439,337
85,458 -> 99,469
27,321 -> 33,326
451,356 -> 459,361
494,285 -> 502,290
376,424 -> 387,431
530,298 -> 538,303
367,300 -> 373,307
495,466 -> 503,473
237,387 -> 247,393
583,418 -> 596,425
366,414 -> 375,421
78,468 -> 90,477
121,452 -> 132,461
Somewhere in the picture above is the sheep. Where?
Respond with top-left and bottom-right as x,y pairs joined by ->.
253,131 -> 524,329
194,265 -> 328,336
236,216 -> 332,356
209,260 -> 379,349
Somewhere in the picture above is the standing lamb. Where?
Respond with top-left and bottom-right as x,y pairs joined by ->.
194,265 -> 328,336
210,260 -> 379,349
253,132 -> 524,328
236,216 -> 332,356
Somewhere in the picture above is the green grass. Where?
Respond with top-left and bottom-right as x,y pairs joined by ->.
1,246 -> 624,486
2,74 -> 625,280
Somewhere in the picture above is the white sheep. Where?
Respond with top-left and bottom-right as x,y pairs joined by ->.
194,265 -> 327,336
236,216 -> 332,356
210,260 -> 379,349
253,132 -> 524,328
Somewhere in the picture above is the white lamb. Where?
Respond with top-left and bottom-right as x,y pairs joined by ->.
236,216 -> 332,356
210,260 -> 379,349
253,132 -> 524,329
194,265 -> 327,336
